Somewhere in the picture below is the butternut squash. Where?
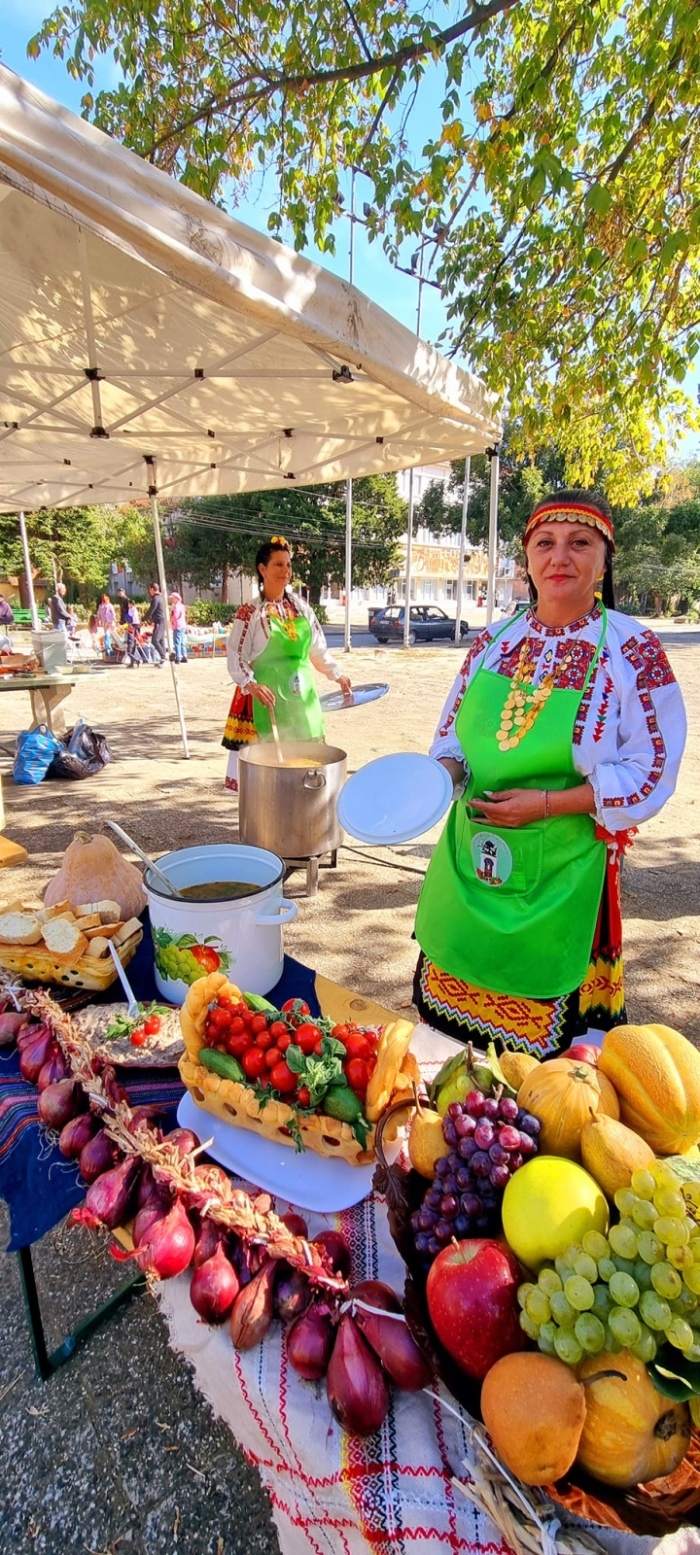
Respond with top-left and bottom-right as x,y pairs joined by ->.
516,1056 -> 619,1160
598,1023 -> 700,1155
45,833 -> 146,922
576,1350 -> 690,1488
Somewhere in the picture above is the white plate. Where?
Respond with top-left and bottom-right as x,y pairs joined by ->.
177,1092 -> 377,1213
337,751 -> 453,846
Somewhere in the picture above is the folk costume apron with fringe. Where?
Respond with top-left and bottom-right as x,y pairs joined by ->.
416,610 -> 608,1002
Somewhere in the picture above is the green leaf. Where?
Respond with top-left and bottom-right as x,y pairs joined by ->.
428,1049 -> 465,1103
586,184 -> 612,217
285,1044 -> 305,1075
649,1346 -> 700,1401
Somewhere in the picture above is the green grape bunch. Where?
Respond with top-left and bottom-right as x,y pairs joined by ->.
517,1161 -> 700,1369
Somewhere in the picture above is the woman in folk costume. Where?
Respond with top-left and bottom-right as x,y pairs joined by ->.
414,490 -> 687,1057
222,537 -> 351,792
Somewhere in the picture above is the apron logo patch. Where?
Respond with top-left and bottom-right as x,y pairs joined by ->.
471,830 -> 513,887
289,672 -> 303,696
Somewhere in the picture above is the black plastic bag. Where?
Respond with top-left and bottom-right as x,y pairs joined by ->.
47,718 -> 112,780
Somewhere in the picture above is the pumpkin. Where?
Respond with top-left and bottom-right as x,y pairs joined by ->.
576,1350 -> 691,1488
598,1023 -> 700,1155
45,832 -> 146,921
516,1056 -> 619,1160
481,1352 -> 586,1485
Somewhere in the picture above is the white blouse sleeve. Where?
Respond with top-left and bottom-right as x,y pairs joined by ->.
429,628 -> 497,765
226,605 -> 260,689
297,597 -> 343,682
579,618 -> 687,831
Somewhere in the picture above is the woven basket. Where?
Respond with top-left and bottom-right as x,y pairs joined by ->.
179,1053 -> 375,1164
0,928 -> 143,991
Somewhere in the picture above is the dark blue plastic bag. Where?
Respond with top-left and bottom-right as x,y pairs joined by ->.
13,724 -> 63,785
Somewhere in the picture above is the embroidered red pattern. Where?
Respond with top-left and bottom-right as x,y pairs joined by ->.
601,635 -> 668,806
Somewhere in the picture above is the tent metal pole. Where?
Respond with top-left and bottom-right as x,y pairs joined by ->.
18,511 -> 40,630
454,456 -> 471,646
485,447 -> 500,627
402,469 -> 415,646
344,477 -> 352,653
145,459 -> 190,760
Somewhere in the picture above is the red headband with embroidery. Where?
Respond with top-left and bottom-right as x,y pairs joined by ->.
524,498 -> 615,551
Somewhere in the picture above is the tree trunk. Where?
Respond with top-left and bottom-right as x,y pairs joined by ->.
221,558 -> 230,603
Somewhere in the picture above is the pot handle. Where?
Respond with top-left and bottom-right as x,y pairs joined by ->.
255,898 -> 299,925
303,770 -> 326,789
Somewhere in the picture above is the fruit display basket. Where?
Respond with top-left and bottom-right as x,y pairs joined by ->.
373,1106 -> 700,1548
0,927 -> 142,991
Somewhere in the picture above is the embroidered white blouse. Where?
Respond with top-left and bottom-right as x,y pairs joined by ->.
429,605 -> 687,832
226,592 -> 343,690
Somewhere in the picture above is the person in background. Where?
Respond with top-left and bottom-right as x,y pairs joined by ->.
143,583 -> 166,666
222,536 -> 351,793
169,592 -> 188,663
124,599 -> 148,668
95,592 -> 116,657
116,588 -> 130,626
49,581 -> 71,631
0,594 -> 13,653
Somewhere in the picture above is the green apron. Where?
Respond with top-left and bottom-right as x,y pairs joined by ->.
252,610 -> 325,742
415,610 -> 608,1000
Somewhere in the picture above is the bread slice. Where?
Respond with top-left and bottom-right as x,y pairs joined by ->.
113,916 -> 142,945
84,922 -> 121,940
75,913 -> 102,930
0,911 -> 44,945
75,899 -> 121,924
41,918 -> 89,965
85,936 -> 110,959
38,900 -> 71,923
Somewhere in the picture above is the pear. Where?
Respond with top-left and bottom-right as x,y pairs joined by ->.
408,1105 -> 449,1179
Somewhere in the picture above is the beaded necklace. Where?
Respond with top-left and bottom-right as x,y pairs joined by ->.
497,636 -> 577,752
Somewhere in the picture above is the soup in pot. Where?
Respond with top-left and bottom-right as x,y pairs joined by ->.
178,880 -> 263,902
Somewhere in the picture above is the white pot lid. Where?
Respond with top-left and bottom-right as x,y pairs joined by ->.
319,682 -> 389,713
337,752 -> 453,846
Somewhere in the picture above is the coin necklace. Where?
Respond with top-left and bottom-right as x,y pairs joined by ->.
497,638 -> 576,752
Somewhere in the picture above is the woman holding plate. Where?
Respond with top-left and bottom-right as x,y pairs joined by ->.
413,490 -> 686,1057
222,537 -> 351,792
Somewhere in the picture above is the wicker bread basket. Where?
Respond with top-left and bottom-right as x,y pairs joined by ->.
0,927 -> 143,991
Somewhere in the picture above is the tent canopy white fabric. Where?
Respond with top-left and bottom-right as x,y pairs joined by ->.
0,66 -> 501,514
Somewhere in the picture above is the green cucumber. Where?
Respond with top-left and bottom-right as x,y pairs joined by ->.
322,1084 -> 365,1124
199,1047 -> 245,1084
243,993 -> 278,1014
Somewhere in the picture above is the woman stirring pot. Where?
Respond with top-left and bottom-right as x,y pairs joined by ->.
222,537 -> 351,792
414,490 -> 686,1056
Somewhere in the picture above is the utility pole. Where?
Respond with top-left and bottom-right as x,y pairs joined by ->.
402,245 -> 426,649
454,456 -> 471,645
344,169 -> 356,654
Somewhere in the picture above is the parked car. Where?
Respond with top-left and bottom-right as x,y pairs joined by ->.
370,605 -> 470,645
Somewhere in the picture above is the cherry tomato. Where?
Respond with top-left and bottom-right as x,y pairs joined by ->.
313,1041 -> 325,1057
345,1057 -> 370,1095
204,1020 -> 217,1041
209,1006 -> 230,1030
281,998 -> 311,1017
296,1085 -> 311,1107
269,1020 -> 289,1039
242,1047 -> 268,1080
130,1028 -> 146,1046
144,1014 -> 161,1036
269,1060 -> 296,1092
265,1047 -> 281,1070
343,1032 -> 371,1062
276,1032 -> 291,1054
331,1024 -> 349,1042
228,1032 -> 252,1059
250,1013 -> 269,1034
254,1028 -> 275,1051
229,1016 -> 246,1035
295,1023 -> 323,1055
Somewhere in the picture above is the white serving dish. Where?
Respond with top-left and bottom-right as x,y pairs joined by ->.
337,752 -> 453,845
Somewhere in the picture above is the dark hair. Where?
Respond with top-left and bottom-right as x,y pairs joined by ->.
523,489 -> 615,610
255,540 -> 291,596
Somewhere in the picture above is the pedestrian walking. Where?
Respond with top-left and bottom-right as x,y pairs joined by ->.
49,582 -> 71,631
143,584 -> 166,665
169,592 -> 188,662
95,592 -> 116,656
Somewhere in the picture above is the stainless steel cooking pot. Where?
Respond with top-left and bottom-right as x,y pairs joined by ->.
238,741 -> 347,859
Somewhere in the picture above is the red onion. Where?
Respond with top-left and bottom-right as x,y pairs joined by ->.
72,1156 -> 140,1231
287,1304 -> 336,1380
102,1068 -> 130,1108
124,1105 -> 164,1140
136,1198 -> 195,1279
280,1211 -> 308,1239
231,1238 -> 254,1287
133,1201 -> 169,1248
192,1216 -> 224,1269
312,1230 -> 351,1278
190,1242 -> 239,1323
17,1019 -> 50,1049
326,1314 -> 390,1437
229,1261 -> 277,1349
182,1163 -> 232,1211
37,1078 -> 83,1131
19,1030 -> 59,1084
135,1166 -> 164,1211
58,1112 -> 98,1159
164,1125 -> 200,1160
353,1303 -> 432,1391
275,1266 -> 311,1321
79,1129 -> 119,1184
350,1279 -> 402,1314
0,1011 -> 28,1046
38,1050 -> 71,1090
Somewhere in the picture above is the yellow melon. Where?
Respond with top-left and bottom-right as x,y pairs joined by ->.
598,1024 -> 700,1155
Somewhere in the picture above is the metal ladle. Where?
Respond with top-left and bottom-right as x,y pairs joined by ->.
104,820 -> 184,900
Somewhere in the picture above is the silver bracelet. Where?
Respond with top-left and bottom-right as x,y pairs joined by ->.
542,789 -> 550,820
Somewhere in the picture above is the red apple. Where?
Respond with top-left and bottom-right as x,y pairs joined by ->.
566,1043 -> 600,1066
426,1238 -> 525,1381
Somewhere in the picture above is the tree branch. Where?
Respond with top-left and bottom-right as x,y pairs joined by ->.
340,0 -> 373,64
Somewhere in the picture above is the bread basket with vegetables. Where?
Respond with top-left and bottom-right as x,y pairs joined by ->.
179,973 -> 419,1164
0,899 -> 143,991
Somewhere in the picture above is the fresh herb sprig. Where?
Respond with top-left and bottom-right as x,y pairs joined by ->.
103,1002 -> 170,1041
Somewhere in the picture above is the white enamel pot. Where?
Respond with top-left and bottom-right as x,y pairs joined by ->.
145,843 -> 297,1004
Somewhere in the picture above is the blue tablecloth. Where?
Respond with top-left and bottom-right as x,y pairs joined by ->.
0,923 -> 319,1252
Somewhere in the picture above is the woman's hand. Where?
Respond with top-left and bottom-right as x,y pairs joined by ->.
250,682 -> 276,708
338,675 -> 352,697
470,788 -> 545,828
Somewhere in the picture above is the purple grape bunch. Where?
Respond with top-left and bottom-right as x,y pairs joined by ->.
410,1089 -> 540,1267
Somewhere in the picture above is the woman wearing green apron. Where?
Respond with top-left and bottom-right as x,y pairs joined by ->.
414,491 -> 686,1057
222,537 -> 351,791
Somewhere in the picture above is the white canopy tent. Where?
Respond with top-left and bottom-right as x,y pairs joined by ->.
0,66 -> 502,754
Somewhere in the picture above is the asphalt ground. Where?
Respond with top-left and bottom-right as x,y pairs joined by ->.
0,622 -> 697,1554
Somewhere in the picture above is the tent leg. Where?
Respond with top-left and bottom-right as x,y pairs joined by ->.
344,477 -> 352,652
402,468 -> 415,647
146,459 -> 190,760
485,448 -> 500,628
454,457 -> 471,646
18,511 -> 40,631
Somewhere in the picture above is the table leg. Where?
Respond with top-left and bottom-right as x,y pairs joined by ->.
16,1244 -> 145,1381
306,856 -> 319,897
